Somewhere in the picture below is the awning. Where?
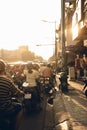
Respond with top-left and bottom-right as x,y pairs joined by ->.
66,44 -> 87,54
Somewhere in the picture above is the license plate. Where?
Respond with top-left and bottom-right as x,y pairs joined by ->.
45,81 -> 49,84
41,80 -> 44,83
24,94 -> 31,99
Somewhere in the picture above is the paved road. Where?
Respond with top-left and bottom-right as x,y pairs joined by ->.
18,96 -> 46,130
18,94 -> 55,130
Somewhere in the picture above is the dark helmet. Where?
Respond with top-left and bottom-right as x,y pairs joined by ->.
27,62 -> 33,70
47,63 -> 51,68
0,59 -> 5,72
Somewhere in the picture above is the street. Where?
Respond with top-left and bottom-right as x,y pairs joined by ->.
18,94 -> 55,130
18,79 -> 87,130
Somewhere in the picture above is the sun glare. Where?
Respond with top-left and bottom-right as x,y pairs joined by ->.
72,24 -> 78,40
0,0 -> 61,60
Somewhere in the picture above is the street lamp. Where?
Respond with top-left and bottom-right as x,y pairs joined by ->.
41,20 -> 58,72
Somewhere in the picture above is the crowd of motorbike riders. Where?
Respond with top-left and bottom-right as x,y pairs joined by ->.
0,59 -> 56,130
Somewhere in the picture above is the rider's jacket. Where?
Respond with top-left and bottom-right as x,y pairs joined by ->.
24,69 -> 40,87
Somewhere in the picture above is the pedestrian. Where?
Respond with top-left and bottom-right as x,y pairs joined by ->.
81,54 -> 87,78
75,54 -> 81,79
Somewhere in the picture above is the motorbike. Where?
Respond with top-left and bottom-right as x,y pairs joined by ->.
0,119 -> 14,130
0,97 -> 23,130
37,76 -> 45,93
59,72 -> 68,93
38,75 -> 56,107
38,76 -> 55,97
22,82 -> 42,112
0,114 -> 15,130
44,77 -> 52,95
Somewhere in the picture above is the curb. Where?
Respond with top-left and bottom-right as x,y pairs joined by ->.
53,92 -> 72,130
69,79 -> 84,85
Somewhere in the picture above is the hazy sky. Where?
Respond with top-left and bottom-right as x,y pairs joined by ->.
0,0 -> 61,59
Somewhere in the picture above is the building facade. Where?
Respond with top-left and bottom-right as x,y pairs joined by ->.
57,0 -> 87,66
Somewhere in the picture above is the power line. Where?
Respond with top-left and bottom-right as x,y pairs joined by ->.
36,44 -> 55,46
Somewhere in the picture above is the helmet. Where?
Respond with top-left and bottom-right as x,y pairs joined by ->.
0,59 -> 5,72
47,63 -> 51,68
27,62 -> 33,70
33,63 -> 40,70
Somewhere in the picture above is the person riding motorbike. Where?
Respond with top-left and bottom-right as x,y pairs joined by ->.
0,59 -> 24,130
41,64 -> 53,78
23,63 -> 41,110
42,63 -> 55,84
40,63 -> 55,95
24,63 -> 40,88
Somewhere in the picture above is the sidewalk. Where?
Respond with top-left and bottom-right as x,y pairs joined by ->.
53,80 -> 87,130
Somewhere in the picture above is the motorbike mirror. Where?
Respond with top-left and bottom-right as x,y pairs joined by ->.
22,82 -> 29,87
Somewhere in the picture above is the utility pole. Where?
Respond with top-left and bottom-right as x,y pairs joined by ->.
55,21 -> 57,72
61,0 -> 66,71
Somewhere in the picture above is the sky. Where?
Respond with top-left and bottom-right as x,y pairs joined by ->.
0,0 -> 61,60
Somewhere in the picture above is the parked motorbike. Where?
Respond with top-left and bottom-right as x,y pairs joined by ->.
59,72 -> 68,93
22,82 -> 42,112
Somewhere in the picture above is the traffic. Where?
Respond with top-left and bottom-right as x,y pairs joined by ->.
0,59 -> 56,130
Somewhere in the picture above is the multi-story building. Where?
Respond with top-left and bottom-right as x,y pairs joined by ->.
58,0 -> 87,66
